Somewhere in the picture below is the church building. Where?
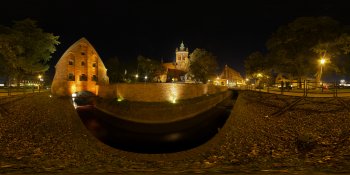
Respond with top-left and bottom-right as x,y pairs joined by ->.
161,41 -> 192,82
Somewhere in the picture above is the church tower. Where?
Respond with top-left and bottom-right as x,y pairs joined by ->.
175,41 -> 189,72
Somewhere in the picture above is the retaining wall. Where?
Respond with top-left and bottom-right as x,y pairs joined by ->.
98,83 -> 228,102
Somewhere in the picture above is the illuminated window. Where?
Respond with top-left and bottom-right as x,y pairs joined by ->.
79,74 -> 87,81
81,61 -> 85,66
68,73 -> 75,81
69,60 -> 74,65
92,75 -> 98,81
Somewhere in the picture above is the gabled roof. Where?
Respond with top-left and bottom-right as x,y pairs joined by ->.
55,37 -> 107,70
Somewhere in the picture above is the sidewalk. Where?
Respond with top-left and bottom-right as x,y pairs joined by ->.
234,88 -> 350,97
0,89 -> 48,97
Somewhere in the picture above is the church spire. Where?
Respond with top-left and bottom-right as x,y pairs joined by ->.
180,41 -> 185,51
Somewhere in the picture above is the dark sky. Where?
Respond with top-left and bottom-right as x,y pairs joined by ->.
1,0 -> 349,77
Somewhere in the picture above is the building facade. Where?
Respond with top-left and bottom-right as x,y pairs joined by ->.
214,65 -> 244,87
161,41 -> 191,82
51,37 -> 109,96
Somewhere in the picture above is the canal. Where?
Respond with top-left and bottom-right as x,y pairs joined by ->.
75,93 -> 235,154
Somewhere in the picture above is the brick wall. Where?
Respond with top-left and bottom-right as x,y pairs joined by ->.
98,83 -> 228,102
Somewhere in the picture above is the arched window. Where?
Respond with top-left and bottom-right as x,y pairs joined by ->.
81,61 -> 85,66
69,59 -> 74,65
92,75 -> 98,81
79,74 -> 87,81
68,73 -> 75,81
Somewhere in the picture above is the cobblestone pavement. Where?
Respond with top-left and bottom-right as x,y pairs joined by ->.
1,91 -> 350,174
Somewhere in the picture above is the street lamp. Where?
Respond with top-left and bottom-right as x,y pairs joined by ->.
38,74 -> 43,92
319,58 -> 326,82
318,57 -> 327,92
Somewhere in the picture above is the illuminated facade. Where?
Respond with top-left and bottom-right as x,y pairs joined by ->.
161,41 -> 191,82
175,41 -> 190,72
51,37 -> 109,96
213,65 -> 244,87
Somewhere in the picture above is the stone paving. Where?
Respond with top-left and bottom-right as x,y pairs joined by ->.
1,91 -> 350,174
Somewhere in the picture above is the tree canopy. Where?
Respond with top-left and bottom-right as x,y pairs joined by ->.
105,56 -> 125,83
0,19 -> 59,84
244,51 -> 268,78
137,55 -> 165,82
189,48 -> 218,83
245,16 -> 350,84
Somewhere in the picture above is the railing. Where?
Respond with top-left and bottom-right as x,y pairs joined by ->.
234,80 -> 350,97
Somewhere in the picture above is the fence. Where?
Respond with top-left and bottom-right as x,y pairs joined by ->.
238,80 -> 350,97
0,86 -> 48,97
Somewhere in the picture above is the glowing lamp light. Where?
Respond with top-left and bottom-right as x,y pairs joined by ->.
257,73 -> 263,78
71,84 -> 77,95
117,97 -> 123,102
169,85 -> 178,104
145,76 -> 148,80
320,58 -> 326,65
72,93 -> 77,98
135,74 -> 139,78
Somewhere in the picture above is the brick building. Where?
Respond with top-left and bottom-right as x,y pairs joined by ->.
213,65 -> 244,87
51,37 -> 109,96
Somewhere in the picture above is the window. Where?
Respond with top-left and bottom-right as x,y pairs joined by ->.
68,73 -> 75,81
81,61 -> 85,66
92,75 -> 98,81
79,74 -> 87,81
81,52 -> 85,55
92,63 -> 96,68
69,60 -> 74,65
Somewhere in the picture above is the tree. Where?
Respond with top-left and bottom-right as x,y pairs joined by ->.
105,56 -> 125,83
137,55 -> 165,82
0,19 -> 60,86
189,48 -> 218,83
244,51 -> 268,77
266,16 -> 343,83
244,51 -> 272,87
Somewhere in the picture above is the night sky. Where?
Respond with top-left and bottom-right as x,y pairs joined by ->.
1,0 -> 349,78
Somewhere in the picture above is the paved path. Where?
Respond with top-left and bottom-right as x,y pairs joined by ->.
233,88 -> 350,97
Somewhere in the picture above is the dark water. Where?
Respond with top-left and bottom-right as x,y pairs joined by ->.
75,95 -> 234,153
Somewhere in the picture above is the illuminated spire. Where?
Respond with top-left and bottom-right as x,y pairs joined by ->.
180,41 -> 185,51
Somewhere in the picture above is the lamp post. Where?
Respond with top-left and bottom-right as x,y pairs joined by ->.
38,75 -> 42,92
135,74 -> 139,83
318,58 -> 326,92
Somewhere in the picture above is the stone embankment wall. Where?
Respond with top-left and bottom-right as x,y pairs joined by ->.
95,91 -> 232,123
98,83 -> 228,102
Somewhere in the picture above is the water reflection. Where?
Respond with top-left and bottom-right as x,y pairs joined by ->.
75,96 -> 234,153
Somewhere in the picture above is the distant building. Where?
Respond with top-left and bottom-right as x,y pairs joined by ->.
212,65 -> 244,87
161,41 -> 192,82
51,37 -> 109,96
